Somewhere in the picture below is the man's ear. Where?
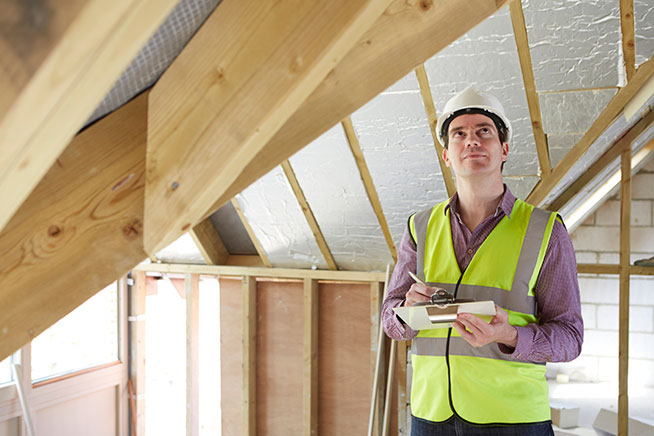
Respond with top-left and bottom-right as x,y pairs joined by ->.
442,147 -> 451,167
501,142 -> 509,162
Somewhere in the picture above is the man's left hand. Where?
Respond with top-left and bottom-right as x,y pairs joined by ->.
452,305 -> 517,348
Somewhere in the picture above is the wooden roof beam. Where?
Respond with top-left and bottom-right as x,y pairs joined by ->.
189,218 -> 229,265
0,0 -> 177,233
620,0 -> 636,82
281,161 -> 338,270
341,117 -> 398,263
202,0 -> 509,224
414,64 -> 457,197
509,0 -> 551,177
144,0 -> 393,255
527,57 -> 654,205
0,92 -> 149,361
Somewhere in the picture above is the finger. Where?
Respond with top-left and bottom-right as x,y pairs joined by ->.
458,313 -> 491,335
456,316 -> 485,338
453,321 -> 481,347
410,284 -> 432,298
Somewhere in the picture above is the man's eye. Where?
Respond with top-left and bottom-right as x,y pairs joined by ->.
480,128 -> 490,134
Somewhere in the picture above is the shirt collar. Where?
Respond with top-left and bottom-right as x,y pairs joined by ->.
444,184 -> 516,219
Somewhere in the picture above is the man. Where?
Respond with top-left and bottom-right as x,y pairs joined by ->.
382,87 -> 583,436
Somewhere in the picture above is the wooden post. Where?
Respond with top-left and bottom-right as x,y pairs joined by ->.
618,148 -> 631,436
130,271 -> 147,436
303,278 -> 319,435
242,276 -> 257,436
396,340 -> 408,435
186,274 -> 200,436
118,277 -> 129,436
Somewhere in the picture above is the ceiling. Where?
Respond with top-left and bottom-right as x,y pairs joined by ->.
90,0 -> 654,271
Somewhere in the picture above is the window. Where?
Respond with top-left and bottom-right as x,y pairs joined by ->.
31,282 -> 119,382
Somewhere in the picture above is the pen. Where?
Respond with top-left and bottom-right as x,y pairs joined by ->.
408,271 -> 426,286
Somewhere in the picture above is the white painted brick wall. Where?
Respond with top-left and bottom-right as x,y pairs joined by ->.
555,164 -> 654,387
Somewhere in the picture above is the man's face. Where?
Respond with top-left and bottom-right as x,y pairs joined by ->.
442,113 -> 508,178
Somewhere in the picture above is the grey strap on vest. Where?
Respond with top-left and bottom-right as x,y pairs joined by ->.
412,336 -> 545,365
413,208 -> 433,280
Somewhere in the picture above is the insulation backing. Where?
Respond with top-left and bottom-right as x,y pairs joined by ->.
155,233 -> 205,264
635,0 -> 654,68
210,202 -> 257,255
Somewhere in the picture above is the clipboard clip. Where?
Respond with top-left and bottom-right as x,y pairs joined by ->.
430,289 -> 456,306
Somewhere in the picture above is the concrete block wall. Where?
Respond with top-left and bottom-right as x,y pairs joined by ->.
549,159 -> 654,386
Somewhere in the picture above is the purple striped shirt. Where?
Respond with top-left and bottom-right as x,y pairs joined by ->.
382,186 -> 583,362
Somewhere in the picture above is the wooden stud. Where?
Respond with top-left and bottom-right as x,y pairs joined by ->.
186,273 -> 200,436
396,340 -> 408,435
204,0 -> 509,220
548,110 -> 654,211
341,118 -> 398,262
414,65 -> 457,197
189,218 -> 229,265
281,160 -> 338,270
509,0 -> 551,178
0,0 -> 177,233
131,271 -> 147,436
620,0 -> 636,82
618,146 -> 631,436
231,198 -> 272,268
577,264 -> 654,276
0,92 -> 149,362
303,278 -> 319,436
144,0 -> 393,254
242,276 -> 257,436
133,263 -> 386,282
527,57 -> 654,206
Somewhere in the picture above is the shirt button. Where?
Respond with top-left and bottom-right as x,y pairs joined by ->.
467,249 -> 473,255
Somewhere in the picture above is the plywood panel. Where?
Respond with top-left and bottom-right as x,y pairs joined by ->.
34,385 -> 116,436
219,278 -> 243,436
319,282 -> 371,436
256,281 -> 304,435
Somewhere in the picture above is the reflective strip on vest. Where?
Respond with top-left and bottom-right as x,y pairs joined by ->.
408,198 -> 556,425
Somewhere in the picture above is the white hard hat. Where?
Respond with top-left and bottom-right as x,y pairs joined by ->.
436,86 -> 512,146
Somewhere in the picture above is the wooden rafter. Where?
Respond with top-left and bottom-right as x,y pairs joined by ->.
509,0 -> 551,177
414,65 -> 456,197
0,0 -> 177,233
341,117 -> 398,263
203,0 -> 509,222
620,0 -> 636,82
189,218 -> 229,265
527,57 -> 654,205
548,109 -> 654,211
0,92 -> 149,361
281,160 -> 338,270
144,0 -> 393,254
230,199 -> 272,268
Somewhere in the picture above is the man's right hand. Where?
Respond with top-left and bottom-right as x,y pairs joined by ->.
404,283 -> 443,307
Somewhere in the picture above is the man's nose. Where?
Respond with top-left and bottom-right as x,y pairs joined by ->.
465,133 -> 481,147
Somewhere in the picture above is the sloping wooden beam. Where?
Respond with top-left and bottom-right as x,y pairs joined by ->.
0,92 -> 149,362
199,0 -> 509,227
144,0 -> 393,254
189,218 -> 229,265
509,0 -> 551,177
231,199 -> 272,268
0,0 -> 177,233
548,109 -> 654,211
280,160 -> 338,270
342,118 -> 398,263
527,57 -> 654,205
620,0 -> 636,82
414,65 -> 457,197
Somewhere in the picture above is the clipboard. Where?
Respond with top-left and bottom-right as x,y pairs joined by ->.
393,300 -> 496,330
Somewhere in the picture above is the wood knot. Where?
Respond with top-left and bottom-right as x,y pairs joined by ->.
419,0 -> 433,11
181,223 -> 191,231
215,67 -> 225,82
48,225 -> 62,237
123,220 -> 142,240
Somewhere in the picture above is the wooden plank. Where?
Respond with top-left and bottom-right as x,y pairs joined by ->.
131,271 -> 147,436
620,0 -> 636,82
226,255 -> 266,267
577,264 -> 621,275
509,0 -> 551,177
342,117 -> 399,262
396,340 -> 408,435
230,199 -> 272,268
0,0 -> 177,233
189,218 -> 229,265
144,0 -> 392,254
281,160 -> 338,270
242,276 -> 257,436
548,110 -> 654,211
527,57 -> 654,205
132,262 -> 387,282
303,278 -> 319,436
0,91 -> 149,362
631,265 -> 654,276
186,273 -> 200,436
204,0 -> 509,220
414,65 -> 457,197
618,147 -> 631,436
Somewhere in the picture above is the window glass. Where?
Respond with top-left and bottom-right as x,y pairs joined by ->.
31,282 -> 119,382
0,356 -> 12,386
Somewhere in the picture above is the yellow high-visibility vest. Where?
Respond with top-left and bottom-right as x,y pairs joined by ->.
408,198 -> 557,424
